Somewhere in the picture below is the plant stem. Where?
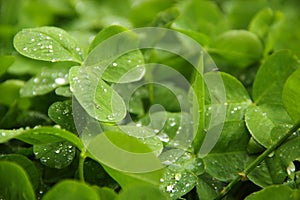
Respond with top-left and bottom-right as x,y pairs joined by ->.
78,150 -> 86,182
215,122 -> 300,200
193,52 -> 205,154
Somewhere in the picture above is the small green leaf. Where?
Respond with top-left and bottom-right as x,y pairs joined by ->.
87,131 -> 163,173
159,150 -> 201,199
0,80 -> 24,106
117,185 -> 169,200
48,100 -> 76,133
245,185 -> 300,200
0,161 -> 35,200
253,50 -> 299,105
87,25 -> 145,84
83,159 -> 118,188
245,104 -> 294,148
249,8 -> 276,41
0,55 -> 15,76
33,141 -> 75,169
14,26 -> 83,63
172,0 -> 227,37
248,8 -> 283,55
69,66 -> 126,122
43,180 -> 100,200
0,154 -> 40,190
209,30 -> 263,68
103,125 -> 163,156
101,50 -> 145,83
89,25 -> 128,53
283,68 -> 300,123
55,86 -> 72,97
20,66 -> 69,97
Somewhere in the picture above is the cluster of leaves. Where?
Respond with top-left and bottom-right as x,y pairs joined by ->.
1,0 -> 300,199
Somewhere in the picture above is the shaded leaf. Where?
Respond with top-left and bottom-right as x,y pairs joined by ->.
117,185 -> 169,200
43,180 -> 100,200
48,100 -> 76,132
197,173 -> 226,200
0,154 -> 40,190
0,161 -> 35,200
33,141 -> 76,169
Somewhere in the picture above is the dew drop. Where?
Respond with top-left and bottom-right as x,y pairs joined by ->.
33,78 -> 39,83
154,129 -> 160,133
53,124 -> 61,129
55,78 -> 66,85
55,149 -> 60,154
128,59 -> 131,63
157,133 -> 169,142
112,62 -> 118,67
49,49 -> 53,53
268,152 -> 274,157
160,178 -> 164,182
170,121 -> 176,127
287,162 -> 296,175
175,173 -> 182,181
31,38 -> 35,42
46,36 -> 50,40
23,47 -> 28,51
1,132 -> 6,136
75,47 -> 81,51
107,114 -> 116,121
166,184 -> 174,192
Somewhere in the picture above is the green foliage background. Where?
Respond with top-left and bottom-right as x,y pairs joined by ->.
1,0 -> 300,199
